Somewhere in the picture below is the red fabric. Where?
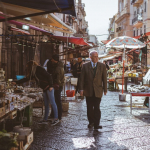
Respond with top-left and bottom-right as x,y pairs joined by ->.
131,93 -> 150,96
133,32 -> 150,39
52,35 -> 90,46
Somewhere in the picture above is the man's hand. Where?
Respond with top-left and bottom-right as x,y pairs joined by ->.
53,84 -> 59,90
104,92 -> 107,95
80,90 -> 83,96
49,87 -> 53,91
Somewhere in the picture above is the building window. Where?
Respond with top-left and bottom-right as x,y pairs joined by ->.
145,1 -> 146,12
134,11 -> 136,17
144,25 -> 146,33
120,2 -> 122,12
134,30 -> 135,37
137,8 -> 139,14
137,29 -> 138,36
140,27 -> 142,35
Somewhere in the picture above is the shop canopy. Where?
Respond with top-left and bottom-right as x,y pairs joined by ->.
52,36 -> 90,46
0,15 -> 53,34
0,13 -> 75,34
0,0 -> 76,22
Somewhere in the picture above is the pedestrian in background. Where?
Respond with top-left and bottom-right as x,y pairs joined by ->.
72,59 -> 78,78
79,51 -> 107,130
76,57 -> 83,94
48,54 -> 64,121
12,60 -> 59,126
103,61 -> 110,71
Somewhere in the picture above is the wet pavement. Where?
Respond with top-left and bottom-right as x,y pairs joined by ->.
29,91 -> 150,150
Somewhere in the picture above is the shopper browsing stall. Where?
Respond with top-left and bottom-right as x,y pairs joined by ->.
12,60 -> 59,126
47,54 -> 64,121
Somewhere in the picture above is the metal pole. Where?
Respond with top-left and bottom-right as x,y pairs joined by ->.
122,44 -> 125,94
146,44 -> 147,72
11,31 -> 13,78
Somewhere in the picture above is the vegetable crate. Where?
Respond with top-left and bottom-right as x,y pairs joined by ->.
11,132 -> 33,150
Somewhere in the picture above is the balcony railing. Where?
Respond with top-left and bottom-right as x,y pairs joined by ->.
131,0 -> 136,5
131,0 -> 143,6
132,15 -> 143,24
116,4 -> 130,22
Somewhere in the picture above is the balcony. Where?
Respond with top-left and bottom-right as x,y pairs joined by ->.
131,0 -> 143,7
116,26 -> 122,32
115,4 -> 130,23
132,15 -> 143,28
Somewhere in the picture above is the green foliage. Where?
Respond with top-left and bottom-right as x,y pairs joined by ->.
0,131 -> 18,150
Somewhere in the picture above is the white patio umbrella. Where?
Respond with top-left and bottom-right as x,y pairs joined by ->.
106,36 -> 146,94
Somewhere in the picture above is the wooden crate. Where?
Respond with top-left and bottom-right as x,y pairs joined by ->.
0,106 -> 5,117
11,132 -> 33,150
10,110 -> 17,119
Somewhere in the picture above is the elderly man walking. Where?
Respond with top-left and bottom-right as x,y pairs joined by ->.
79,50 -> 107,130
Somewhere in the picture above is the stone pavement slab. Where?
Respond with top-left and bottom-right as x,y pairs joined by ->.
29,91 -> 150,150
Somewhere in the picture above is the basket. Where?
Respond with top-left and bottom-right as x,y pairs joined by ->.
62,101 -> 69,112
66,90 -> 75,97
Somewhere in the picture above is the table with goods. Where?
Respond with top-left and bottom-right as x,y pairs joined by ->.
0,77 -> 43,150
107,62 -> 143,91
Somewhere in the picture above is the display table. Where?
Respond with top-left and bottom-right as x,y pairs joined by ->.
130,93 -> 150,114
115,76 -> 143,91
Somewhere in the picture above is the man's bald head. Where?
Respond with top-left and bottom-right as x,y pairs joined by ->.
90,50 -> 98,63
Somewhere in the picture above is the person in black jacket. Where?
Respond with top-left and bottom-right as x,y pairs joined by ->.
12,60 -> 59,126
47,55 -> 64,121
103,61 -> 110,70
76,57 -> 83,94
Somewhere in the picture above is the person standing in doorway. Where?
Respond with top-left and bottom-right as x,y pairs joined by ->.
79,51 -> 107,130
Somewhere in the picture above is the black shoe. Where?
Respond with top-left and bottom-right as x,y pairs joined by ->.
51,119 -> 59,126
94,125 -> 102,130
38,120 -> 48,125
88,123 -> 94,128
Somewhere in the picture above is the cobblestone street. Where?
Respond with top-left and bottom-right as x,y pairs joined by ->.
29,91 -> 150,150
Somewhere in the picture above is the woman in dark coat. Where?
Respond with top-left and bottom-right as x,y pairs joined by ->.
12,60 -> 59,126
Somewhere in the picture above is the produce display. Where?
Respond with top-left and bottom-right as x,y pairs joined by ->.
0,84 -> 43,118
128,85 -> 150,93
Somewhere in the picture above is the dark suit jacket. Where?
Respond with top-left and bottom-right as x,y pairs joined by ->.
79,62 -> 107,98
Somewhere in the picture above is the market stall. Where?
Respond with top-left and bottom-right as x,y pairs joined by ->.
0,79 -> 43,150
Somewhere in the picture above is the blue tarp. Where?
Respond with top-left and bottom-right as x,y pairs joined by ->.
1,0 -> 76,17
